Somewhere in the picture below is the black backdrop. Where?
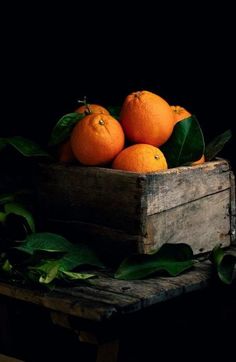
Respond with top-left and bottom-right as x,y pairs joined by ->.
1,4 -> 235,169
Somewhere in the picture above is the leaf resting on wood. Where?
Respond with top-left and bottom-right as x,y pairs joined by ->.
115,243 -> 194,280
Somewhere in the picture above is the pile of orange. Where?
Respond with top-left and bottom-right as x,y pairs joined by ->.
58,91 -> 204,172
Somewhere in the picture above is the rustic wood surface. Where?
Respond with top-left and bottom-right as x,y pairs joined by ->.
0,257 -> 214,322
37,163 -> 146,234
145,160 -> 230,215
144,189 -> 231,254
37,160 -> 235,258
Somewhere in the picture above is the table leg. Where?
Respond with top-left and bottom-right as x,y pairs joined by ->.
79,331 -> 119,362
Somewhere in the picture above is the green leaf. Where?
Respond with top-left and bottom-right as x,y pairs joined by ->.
205,129 -> 232,161
107,105 -> 121,120
0,193 -> 15,205
0,138 -> 7,152
60,270 -> 95,281
29,260 -> 60,284
4,202 -> 35,233
14,233 -> 103,270
30,249 -> 67,260
1,259 -> 13,273
49,112 -> 83,146
7,136 -> 50,157
0,212 -> 7,223
58,244 -> 104,271
161,116 -> 205,168
29,261 -> 95,284
210,245 -> 236,284
14,232 -> 71,255
115,243 -> 194,280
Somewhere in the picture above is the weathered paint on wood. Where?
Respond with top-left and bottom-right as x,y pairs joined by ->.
36,160 -> 235,257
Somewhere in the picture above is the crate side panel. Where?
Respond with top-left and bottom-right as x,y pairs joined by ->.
143,189 -> 231,254
36,164 -> 147,233
146,160 -> 230,215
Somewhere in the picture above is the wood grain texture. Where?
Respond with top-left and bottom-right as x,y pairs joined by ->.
143,190 -> 231,254
37,163 -> 146,233
145,160 -> 230,215
36,160 -> 235,257
0,258 -> 215,322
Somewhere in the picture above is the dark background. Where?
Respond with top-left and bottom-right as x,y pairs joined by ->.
0,5 -> 236,362
0,3 -> 235,170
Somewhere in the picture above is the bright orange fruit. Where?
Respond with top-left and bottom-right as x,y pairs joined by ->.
192,154 -> 205,165
120,90 -> 174,147
171,105 -> 191,124
75,104 -> 109,116
112,144 -> 168,173
71,113 -> 125,166
58,140 -> 76,163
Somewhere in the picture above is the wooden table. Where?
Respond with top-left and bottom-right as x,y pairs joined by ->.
0,256 -> 220,362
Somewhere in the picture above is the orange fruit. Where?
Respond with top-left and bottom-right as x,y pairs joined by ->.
75,104 -> 109,116
112,144 -> 168,173
71,113 -> 125,166
120,90 -> 174,147
58,140 -> 76,163
171,105 -> 191,124
192,154 -> 205,165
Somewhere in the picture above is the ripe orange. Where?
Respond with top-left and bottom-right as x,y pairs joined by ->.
112,144 -> 168,173
120,90 -> 174,147
171,105 -> 191,124
71,113 -> 125,166
58,140 -> 76,162
192,154 -> 205,165
75,104 -> 110,116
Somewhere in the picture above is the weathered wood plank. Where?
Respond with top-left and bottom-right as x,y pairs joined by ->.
0,256 -> 224,322
45,218 -> 144,258
87,262 -> 212,309
0,354 -> 24,362
143,190 -> 231,254
0,282 -> 116,321
53,285 -> 141,314
145,160 -> 230,215
37,163 -> 146,233
36,160 -> 234,259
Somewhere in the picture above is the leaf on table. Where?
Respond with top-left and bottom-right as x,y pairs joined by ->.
29,260 -> 61,284
4,202 -> 35,233
1,259 -> 13,273
7,136 -> 50,158
205,129 -> 232,161
161,116 -> 205,168
49,112 -> 83,146
59,243 -> 104,271
0,193 -> 15,205
14,232 -> 71,255
210,245 -> 236,284
29,258 -> 96,284
60,270 -> 95,281
115,243 -> 194,280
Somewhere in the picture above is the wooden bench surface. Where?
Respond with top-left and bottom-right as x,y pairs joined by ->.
0,258 -> 213,322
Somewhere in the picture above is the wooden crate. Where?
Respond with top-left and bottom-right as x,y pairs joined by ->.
36,160 -> 235,260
